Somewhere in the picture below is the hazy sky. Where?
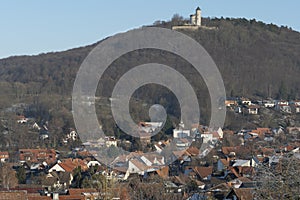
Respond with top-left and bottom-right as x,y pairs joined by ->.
0,0 -> 299,59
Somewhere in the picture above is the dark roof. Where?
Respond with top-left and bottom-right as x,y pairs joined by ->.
196,7 -> 201,10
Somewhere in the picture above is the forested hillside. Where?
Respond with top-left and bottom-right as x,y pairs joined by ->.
0,17 -> 299,149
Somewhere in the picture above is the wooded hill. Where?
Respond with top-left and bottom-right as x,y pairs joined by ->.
0,17 -> 299,139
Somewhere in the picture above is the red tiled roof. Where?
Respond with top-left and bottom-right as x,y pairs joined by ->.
59,158 -> 88,173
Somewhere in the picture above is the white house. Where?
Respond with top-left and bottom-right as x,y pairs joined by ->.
67,130 -> 77,141
173,122 -> 190,138
87,160 -> 101,168
240,98 -> 251,105
263,100 -> 275,108
276,104 -> 291,113
246,105 -> 259,115
201,132 -> 213,144
48,163 -> 66,173
105,136 -> 117,147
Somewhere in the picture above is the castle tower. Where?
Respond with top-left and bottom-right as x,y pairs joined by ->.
190,14 -> 196,25
195,7 -> 201,26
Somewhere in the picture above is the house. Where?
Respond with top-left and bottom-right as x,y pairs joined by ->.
32,122 -> 41,130
276,100 -> 289,106
0,191 -> 28,200
201,132 -> 213,144
276,103 -> 291,113
295,105 -> 300,113
43,171 -> 72,192
0,151 -> 9,163
19,149 -> 56,164
173,122 -> 191,138
127,158 -> 152,175
225,188 -> 254,200
293,100 -> 300,106
48,158 -> 88,173
175,138 -> 191,149
217,158 -> 230,172
225,98 -> 238,107
263,100 -> 275,108
232,159 -> 258,167
138,122 -> 163,145
193,166 -> 213,181
139,122 -> 163,135
87,160 -> 101,168
66,130 -> 77,141
105,136 -> 117,147
287,127 -> 300,134
16,115 -> 28,123
240,98 -> 251,105
228,177 -> 252,189
140,153 -> 165,166
222,146 -> 240,157
246,105 -> 259,115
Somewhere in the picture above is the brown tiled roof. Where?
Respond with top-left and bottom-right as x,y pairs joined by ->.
222,146 -> 240,155
172,150 -> 185,159
58,158 -> 88,173
156,166 -> 169,179
233,188 -> 254,200
236,177 -> 252,183
193,166 -> 213,179
19,149 -> 56,164
0,190 -> 28,200
68,188 -> 97,196
59,195 -> 85,200
186,146 -> 199,156
0,151 -> 9,158
27,194 -> 51,200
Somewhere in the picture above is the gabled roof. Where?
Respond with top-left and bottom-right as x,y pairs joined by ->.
220,159 -> 230,167
156,166 -> 169,179
130,158 -> 149,172
193,166 -> 213,179
222,146 -> 240,155
231,188 -> 254,200
186,146 -> 200,156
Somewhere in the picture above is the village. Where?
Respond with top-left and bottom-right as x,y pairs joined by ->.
0,96 -> 300,199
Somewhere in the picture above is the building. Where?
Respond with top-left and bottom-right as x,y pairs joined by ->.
0,151 -> 9,163
173,122 -> 190,138
105,136 -> 117,147
190,7 -> 201,26
246,105 -> 259,115
19,149 -> 57,164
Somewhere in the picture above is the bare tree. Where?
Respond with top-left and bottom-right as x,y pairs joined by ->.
254,153 -> 300,199
0,163 -> 18,189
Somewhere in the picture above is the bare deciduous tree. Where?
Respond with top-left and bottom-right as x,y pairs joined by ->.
254,153 -> 300,199
0,163 -> 18,189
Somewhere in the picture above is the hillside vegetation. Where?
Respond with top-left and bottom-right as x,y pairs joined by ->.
0,17 -> 299,149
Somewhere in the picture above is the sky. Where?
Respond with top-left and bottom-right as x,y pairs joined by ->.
0,0 -> 299,59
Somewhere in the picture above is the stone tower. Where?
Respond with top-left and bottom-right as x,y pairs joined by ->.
195,7 -> 201,26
